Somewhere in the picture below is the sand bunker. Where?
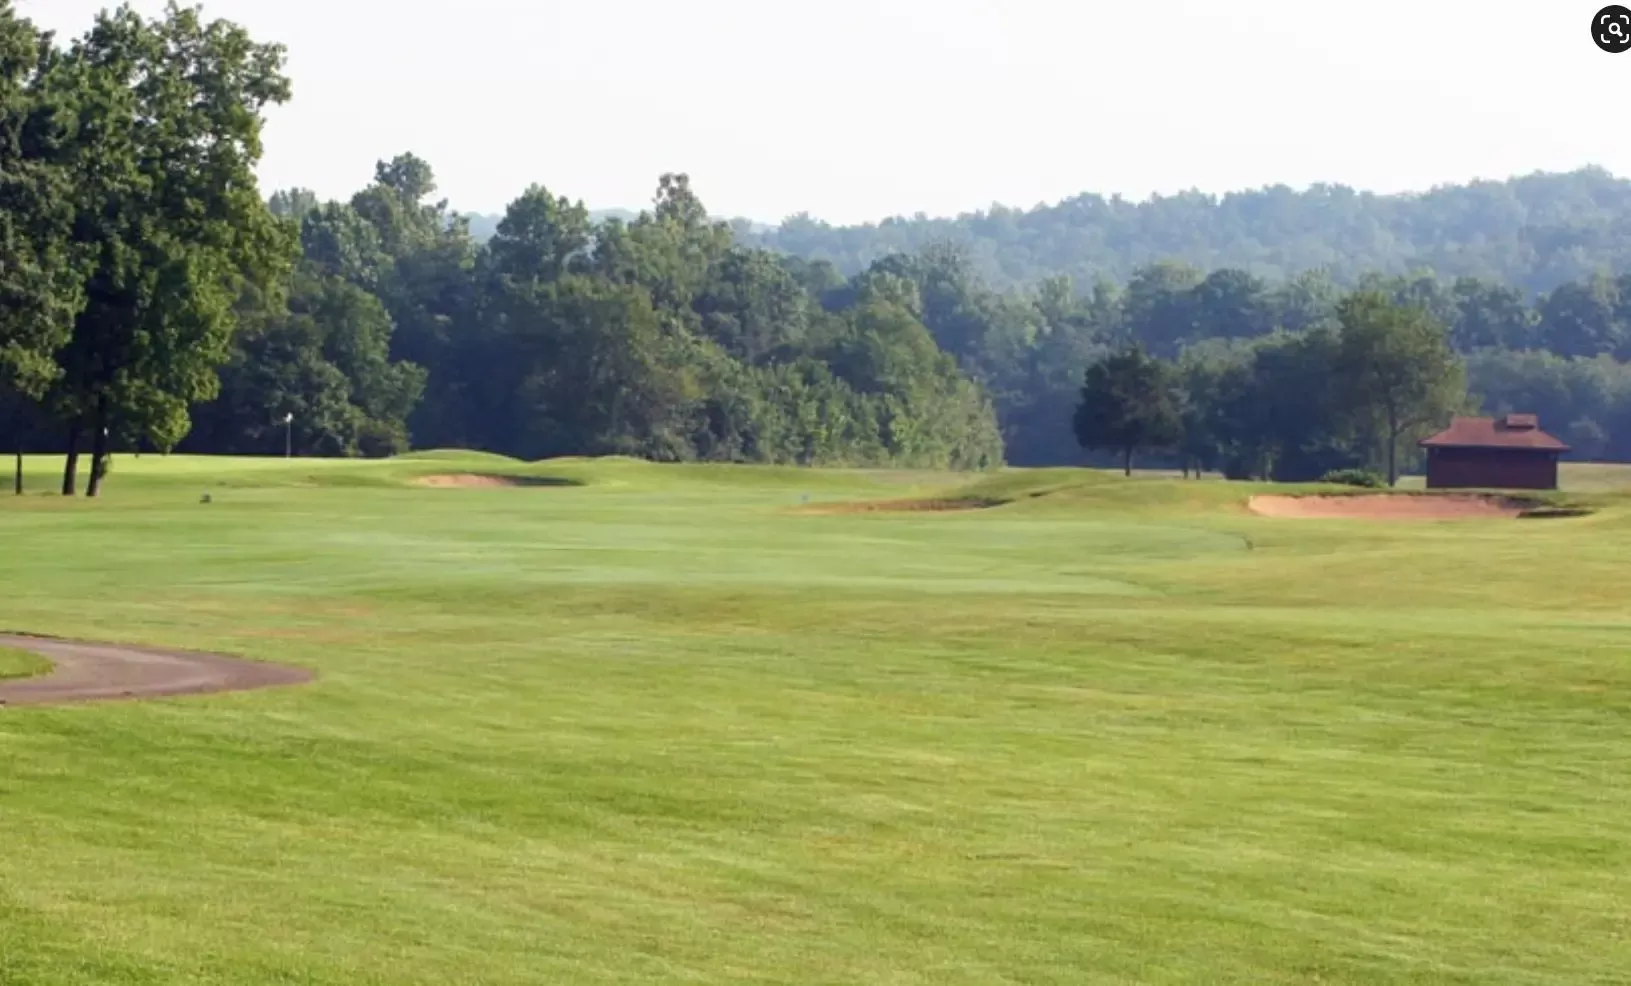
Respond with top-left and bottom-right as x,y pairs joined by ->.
412,474 -> 567,488
1247,493 -> 1533,520
0,634 -> 313,707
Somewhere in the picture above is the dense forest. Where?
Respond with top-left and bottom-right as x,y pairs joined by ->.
8,2 -> 1631,499
734,169 -> 1631,297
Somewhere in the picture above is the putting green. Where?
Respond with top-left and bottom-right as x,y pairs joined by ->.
0,453 -> 1626,985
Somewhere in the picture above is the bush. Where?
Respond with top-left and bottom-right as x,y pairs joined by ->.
1319,467 -> 1385,488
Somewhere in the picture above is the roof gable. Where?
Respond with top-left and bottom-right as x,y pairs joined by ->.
1419,415 -> 1571,451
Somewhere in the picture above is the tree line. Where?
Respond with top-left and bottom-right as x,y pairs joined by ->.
741,168 -> 1631,296
9,3 -> 1631,498
700,246 -> 1631,470
184,212 -> 1631,475
0,3 -> 1004,497
1072,291 -> 1466,485
0,1 -> 292,497
981,259 -> 1631,469
209,166 -> 1005,473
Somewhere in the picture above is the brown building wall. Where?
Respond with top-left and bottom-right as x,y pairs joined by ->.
1425,448 -> 1560,490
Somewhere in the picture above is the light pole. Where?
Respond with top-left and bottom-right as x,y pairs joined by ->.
283,412 -> 294,459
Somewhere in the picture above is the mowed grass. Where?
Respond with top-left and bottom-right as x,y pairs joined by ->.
1,453 -> 1629,985
0,646 -> 50,680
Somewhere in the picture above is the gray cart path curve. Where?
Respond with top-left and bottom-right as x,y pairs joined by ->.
0,634 -> 314,707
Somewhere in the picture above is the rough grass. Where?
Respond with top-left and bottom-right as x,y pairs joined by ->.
0,646 -> 50,681
1,452 -> 1629,984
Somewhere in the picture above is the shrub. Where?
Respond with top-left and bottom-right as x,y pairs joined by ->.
1320,467 -> 1385,488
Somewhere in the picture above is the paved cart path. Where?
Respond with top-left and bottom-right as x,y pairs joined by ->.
0,633 -> 314,707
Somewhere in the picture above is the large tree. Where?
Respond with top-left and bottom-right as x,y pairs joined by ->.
48,2 -> 295,495
1335,290 -> 1467,486
1074,344 -> 1183,475
342,154 -> 477,449
0,2 -> 81,494
188,268 -> 426,457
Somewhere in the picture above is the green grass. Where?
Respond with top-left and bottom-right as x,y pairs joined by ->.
0,646 -> 49,680
2,453 -> 1629,984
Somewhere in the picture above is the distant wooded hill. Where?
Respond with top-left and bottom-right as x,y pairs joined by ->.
668,167 -> 1631,296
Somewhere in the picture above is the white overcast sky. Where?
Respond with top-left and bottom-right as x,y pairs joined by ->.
24,0 -> 1624,224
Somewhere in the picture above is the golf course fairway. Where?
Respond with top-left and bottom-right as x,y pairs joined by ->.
0,452 -> 1626,985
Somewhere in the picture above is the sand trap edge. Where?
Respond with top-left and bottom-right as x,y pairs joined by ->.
1246,493 -> 1540,520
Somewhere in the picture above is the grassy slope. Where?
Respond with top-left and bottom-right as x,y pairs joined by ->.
1,453 -> 1628,984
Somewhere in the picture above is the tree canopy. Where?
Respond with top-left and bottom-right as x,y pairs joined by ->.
1073,346 -> 1181,475
740,169 -> 1631,297
0,1 -> 81,493
29,1 -> 294,496
1333,291 -> 1467,486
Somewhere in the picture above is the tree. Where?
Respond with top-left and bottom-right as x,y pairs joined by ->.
506,275 -> 704,461
1251,327 -> 1362,482
1190,268 -> 1276,342
1335,290 -> 1467,486
267,187 -> 319,221
1272,269 -> 1340,333
0,2 -> 81,494
485,184 -> 592,286
1536,276 -> 1624,359
1450,277 -> 1535,351
1175,339 -> 1258,478
1121,262 -> 1204,356
998,276 -> 1110,466
342,154 -> 478,449
189,269 -> 425,456
302,200 -> 390,291
1074,345 -> 1182,475
693,248 -> 811,365
592,173 -> 731,317
48,2 -> 295,496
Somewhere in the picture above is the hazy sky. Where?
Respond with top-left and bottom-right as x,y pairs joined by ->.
26,0 -> 1623,225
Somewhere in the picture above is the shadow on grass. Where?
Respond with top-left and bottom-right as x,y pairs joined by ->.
1516,505 -> 1597,520
793,496 -> 1007,515
411,473 -> 585,489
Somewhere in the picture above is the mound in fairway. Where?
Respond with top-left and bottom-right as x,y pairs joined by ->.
1247,492 -> 1533,519
0,634 -> 313,706
411,473 -> 575,488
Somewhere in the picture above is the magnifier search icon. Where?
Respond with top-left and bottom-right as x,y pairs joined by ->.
1597,7 -> 1631,50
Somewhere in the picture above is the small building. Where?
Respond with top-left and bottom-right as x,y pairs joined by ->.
1418,414 -> 1570,490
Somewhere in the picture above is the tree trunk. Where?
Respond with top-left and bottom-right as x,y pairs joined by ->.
13,445 -> 21,497
86,397 -> 109,498
61,420 -> 81,496
1123,447 -> 1134,476
1386,406 -> 1400,487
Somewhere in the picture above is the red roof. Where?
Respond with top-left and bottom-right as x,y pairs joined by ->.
1419,414 -> 1571,452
